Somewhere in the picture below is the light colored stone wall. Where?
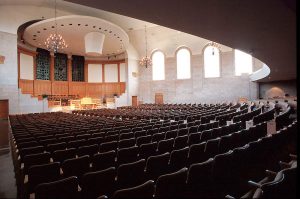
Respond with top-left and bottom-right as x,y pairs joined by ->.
139,50 -> 260,104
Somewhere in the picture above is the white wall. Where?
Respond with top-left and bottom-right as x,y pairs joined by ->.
120,63 -> 126,82
20,53 -> 34,80
104,64 -> 118,82
88,64 -> 102,83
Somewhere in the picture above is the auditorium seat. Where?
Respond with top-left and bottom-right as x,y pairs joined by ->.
118,138 -> 135,149
39,138 -> 57,147
77,144 -> 99,159
81,167 -> 116,199
187,132 -> 201,145
174,135 -> 188,150
165,130 -> 177,139
104,134 -> 119,142
139,142 -> 157,160
100,141 -> 118,153
61,155 -> 90,180
35,176 -> 79,199
134,130 -> 147,138
47,142 -> 67,154
17,141 -> 39,149
117,146 -> 138,166
188,126 -> 198,134
177,128 -> 188,136
145,152 -> 170,181
154,167 -> 188,199
23,152 -> 51,175
157,138 -> 174,154
136,135 -> 152,146
116,159 -> 146,189
119,132 -> 134,140
203,137 -> 220,161
68,139 -> 87,149
168,147 -> 189,172
152,132 -> 166,143
52,148 -> 76,164
218,134 -> 233,154
92,150 -> 116,171
147,128 -> 159,136
26,162 -> 61,194
110,180 -> 155,199
186,158 -> 214,198
87,137 -> 104,146
187,142 -> 206,165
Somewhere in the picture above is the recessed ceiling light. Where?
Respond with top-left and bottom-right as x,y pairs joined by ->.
51,26 -> 55,28
33,35 -> 37,37
37,31 -> 40,33
69,23 -> 72,25
43,28 -> 47,30
104,29 -> 107,31
61,24 -> 64,26
33,38 -> 36,40
93,26 -> 96,28
85,24 -> 88,26
78,24 -> 81,26
109,31 -> 112,33
99,27 -> 101,29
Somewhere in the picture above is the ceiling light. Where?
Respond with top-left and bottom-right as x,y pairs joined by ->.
44,0 -> 68,54
139,25 -> 152,68
208,41 -> 220,56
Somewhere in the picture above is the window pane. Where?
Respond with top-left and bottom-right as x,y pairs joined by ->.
235,49 -> 253,76
177,48 -> 191,79
152,51 -> 165,80
204,46 -> 220,78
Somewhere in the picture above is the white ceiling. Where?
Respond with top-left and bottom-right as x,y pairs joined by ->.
23,15 -> 129,56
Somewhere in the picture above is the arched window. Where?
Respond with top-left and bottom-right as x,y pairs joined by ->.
152,51 -> 165,80
235,49 -> 253,76
204,46 -> 220,78
176,48 -> 191,79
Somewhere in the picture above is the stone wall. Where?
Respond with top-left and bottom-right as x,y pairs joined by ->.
138,50 -> 261,104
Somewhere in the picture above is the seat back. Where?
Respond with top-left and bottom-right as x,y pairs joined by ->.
111,180 -> 155,199
28,162 -> 61,193
61,155 -> 90,179
81,167 -> 116,199
35,176 -> 79,199
139,142 -> 157,160
146,152 -> 170,180
52,148 -> 76,164
92,150 -> 116,171
117,159 -> 146,189
23,152 -> 51,174
169,147 -> 189,172
157,138 -> 174,154
117,146 -> 138,165
155,167 -> 188,198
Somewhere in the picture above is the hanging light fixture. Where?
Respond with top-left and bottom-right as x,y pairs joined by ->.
44,0 -> 68,53
139,25 -> 152,68
208,41 -> 220,55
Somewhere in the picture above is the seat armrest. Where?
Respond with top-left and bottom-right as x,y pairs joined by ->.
265,169 -> 277,177
225,195 -> 235,199
248,180 -> 261,188
289,154 -> 297,160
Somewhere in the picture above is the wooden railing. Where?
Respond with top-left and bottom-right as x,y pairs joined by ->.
19,79 -> 126,99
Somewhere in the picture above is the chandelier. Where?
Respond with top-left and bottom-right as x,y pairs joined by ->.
44,0 -> 68,53
208,41 -> 221,55
139,25 -> 152,68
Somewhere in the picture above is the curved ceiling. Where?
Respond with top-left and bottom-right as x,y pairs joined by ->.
23,15 -> 129,57
64,0 -> 296,82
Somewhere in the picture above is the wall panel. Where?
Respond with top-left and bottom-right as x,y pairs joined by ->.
88,64 -> 102,83
19,79 -> 33,95
52,81 -> 69,95
34,80 -> 51,96
104,64 -> 118,82
20,53 -> 34,80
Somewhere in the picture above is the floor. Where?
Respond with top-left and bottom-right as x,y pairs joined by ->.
0,119 -> 17,199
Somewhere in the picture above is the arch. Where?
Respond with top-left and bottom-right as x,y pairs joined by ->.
176,47 -> 191,79
151,50 -> 165,81
203,45 -> 220,78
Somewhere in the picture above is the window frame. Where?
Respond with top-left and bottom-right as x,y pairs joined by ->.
151,50 -> 166,81
203,44 -> 221,78
234,49 -> 253,76
175,46 -> 192,80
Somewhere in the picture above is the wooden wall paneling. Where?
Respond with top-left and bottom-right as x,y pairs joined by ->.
69,82 -> 86,97
84,62 -> 88,82
0,99 -> 9,119
120,82 -> 126,93
155,93 -> 164,104
102,64 -> 105,83
52,81 -> 69,96
17,51 -> 20,88
117,63 -> 120,82
19,79 -> 34,95
132,96 -> 138,107
86,83 -> 103,98
33,80 -> 51,96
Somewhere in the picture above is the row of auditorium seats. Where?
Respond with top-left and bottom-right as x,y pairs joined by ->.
29,120 -> 296,199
